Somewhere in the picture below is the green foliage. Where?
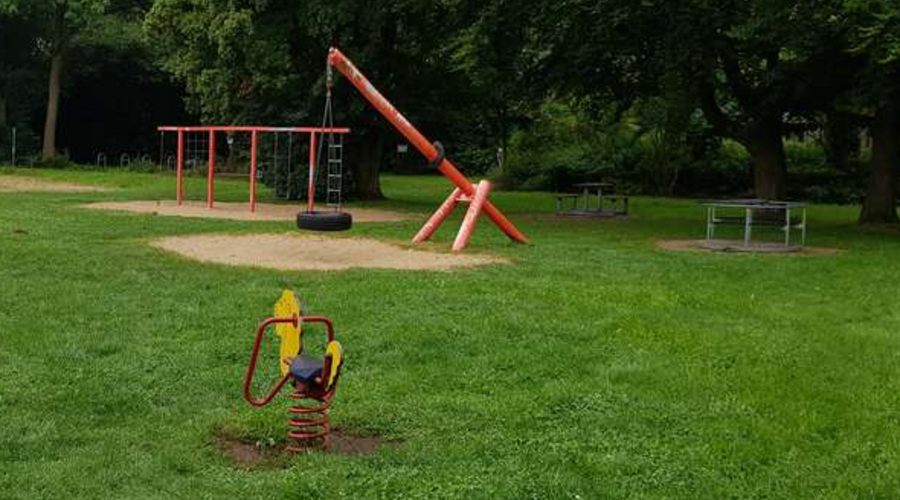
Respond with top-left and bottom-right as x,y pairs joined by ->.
785,139 -> 868,203
504,100 -> 752,196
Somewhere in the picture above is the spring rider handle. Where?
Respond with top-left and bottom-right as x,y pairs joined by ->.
243,316 -> 298,407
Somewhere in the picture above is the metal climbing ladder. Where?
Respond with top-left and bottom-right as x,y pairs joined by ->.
325,134 -> 343,208
317,63 -> 344,210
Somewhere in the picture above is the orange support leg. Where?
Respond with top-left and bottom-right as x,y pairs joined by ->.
453,180 -> 492,252
176,130 -> 184,205
207,129 -> 216,209
250,130 -> 258,213
413,187 -> 465,243
307,133 -> 317,213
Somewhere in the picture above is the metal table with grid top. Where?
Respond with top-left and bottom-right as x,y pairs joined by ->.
702,199 -> 808,247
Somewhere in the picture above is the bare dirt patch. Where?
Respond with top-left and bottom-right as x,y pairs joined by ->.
0,176 -> 109,193
215,430 -> 400,468
656,239 -> 842,256
150,233 -> 506,271
83,200 -> 410,222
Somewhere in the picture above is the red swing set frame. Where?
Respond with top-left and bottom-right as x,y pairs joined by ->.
155,125 -> 350,213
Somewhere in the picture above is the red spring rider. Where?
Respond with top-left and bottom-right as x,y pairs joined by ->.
243,290 -> 344,451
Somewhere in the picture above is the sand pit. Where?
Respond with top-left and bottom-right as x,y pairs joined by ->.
656,239 -> 842,256
150,233 -> 506,271
0,175 -> 108,193
83,200 -> 409,223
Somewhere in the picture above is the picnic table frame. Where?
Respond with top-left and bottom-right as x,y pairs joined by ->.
702,199 -> 808,247
555,182 -> 629,217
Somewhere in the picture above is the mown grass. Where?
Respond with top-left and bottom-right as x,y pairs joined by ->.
1,167 -> 900,499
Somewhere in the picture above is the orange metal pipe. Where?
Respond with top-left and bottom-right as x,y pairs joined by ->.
207,129 -> 216,209
250,130 -> 258,213
176,130 -> 184,205
453,180 -> 492,251
326,48 -> 527,244
413,187 -> 465,243
243,316 -> 298,407
307,133 -> 317,213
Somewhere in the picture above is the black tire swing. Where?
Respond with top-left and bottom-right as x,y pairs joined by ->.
297,210 -> 352,231
297,64 -> 353,232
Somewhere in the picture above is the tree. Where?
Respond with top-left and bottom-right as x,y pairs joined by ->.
536,0 -> 848,199
444,0 -> 539,171
14,0 -> 111,159
842,0 -> 900,224
146,0 -> 463,199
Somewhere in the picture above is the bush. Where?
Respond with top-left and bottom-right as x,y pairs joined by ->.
501,99 -> 749,196
501,99 -> 866,203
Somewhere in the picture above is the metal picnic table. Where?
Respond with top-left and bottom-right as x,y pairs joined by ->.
702,199 -> 808,247
556,182 -> 629,217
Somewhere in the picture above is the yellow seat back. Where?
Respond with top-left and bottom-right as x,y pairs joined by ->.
324,341 -> 344,390
273,290 -> 302,375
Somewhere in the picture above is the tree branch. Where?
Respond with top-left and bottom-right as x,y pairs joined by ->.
698,78 -> 742,140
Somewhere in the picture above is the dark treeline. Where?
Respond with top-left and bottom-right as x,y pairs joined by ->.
2,0 -> 900,223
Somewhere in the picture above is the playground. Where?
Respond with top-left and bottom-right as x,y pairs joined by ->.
2,166 -> 900,498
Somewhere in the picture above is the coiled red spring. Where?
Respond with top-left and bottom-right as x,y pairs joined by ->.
286,387 -> 335,451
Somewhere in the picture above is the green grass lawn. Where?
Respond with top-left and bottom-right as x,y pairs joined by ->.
2,167 -> 900,499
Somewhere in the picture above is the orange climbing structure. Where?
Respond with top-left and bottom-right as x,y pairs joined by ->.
326,47 -> 528,251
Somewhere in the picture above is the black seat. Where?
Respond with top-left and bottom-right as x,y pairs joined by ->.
289,355 -> 324,383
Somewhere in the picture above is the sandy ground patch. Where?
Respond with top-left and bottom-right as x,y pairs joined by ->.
83,200 -> 409,222
0,175 -> 108,193
656,239 -> 842,256
150,233 -> 506,271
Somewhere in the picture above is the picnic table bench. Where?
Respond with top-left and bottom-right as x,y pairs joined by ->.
555,182 -> 629,217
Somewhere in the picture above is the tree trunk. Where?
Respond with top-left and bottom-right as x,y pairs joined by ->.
42,52 -> 63,160
824,110 -> 860,172
743,122 -> 787,199
0,94 -> 7,129
350,128 -> 385,200
859,102 -> 900,224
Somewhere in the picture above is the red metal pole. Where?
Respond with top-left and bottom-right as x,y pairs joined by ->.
453,180 -> 492,251
244,316 -> 299,407
250,130 -> 258,213
207,129 -> 216,209
307,132 -> 317,213
176,129 -> 184,205
413,187 -> 464,243
327,48 -> 527,244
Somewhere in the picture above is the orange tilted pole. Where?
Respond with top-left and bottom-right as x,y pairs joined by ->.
453,180 -> 492,251
327,48 -> 528,245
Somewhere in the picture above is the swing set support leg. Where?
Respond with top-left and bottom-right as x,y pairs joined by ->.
250,130 -> 258,213
176,130 -> 184,205
307,133 -> 317,213
207,129 -> 216,209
